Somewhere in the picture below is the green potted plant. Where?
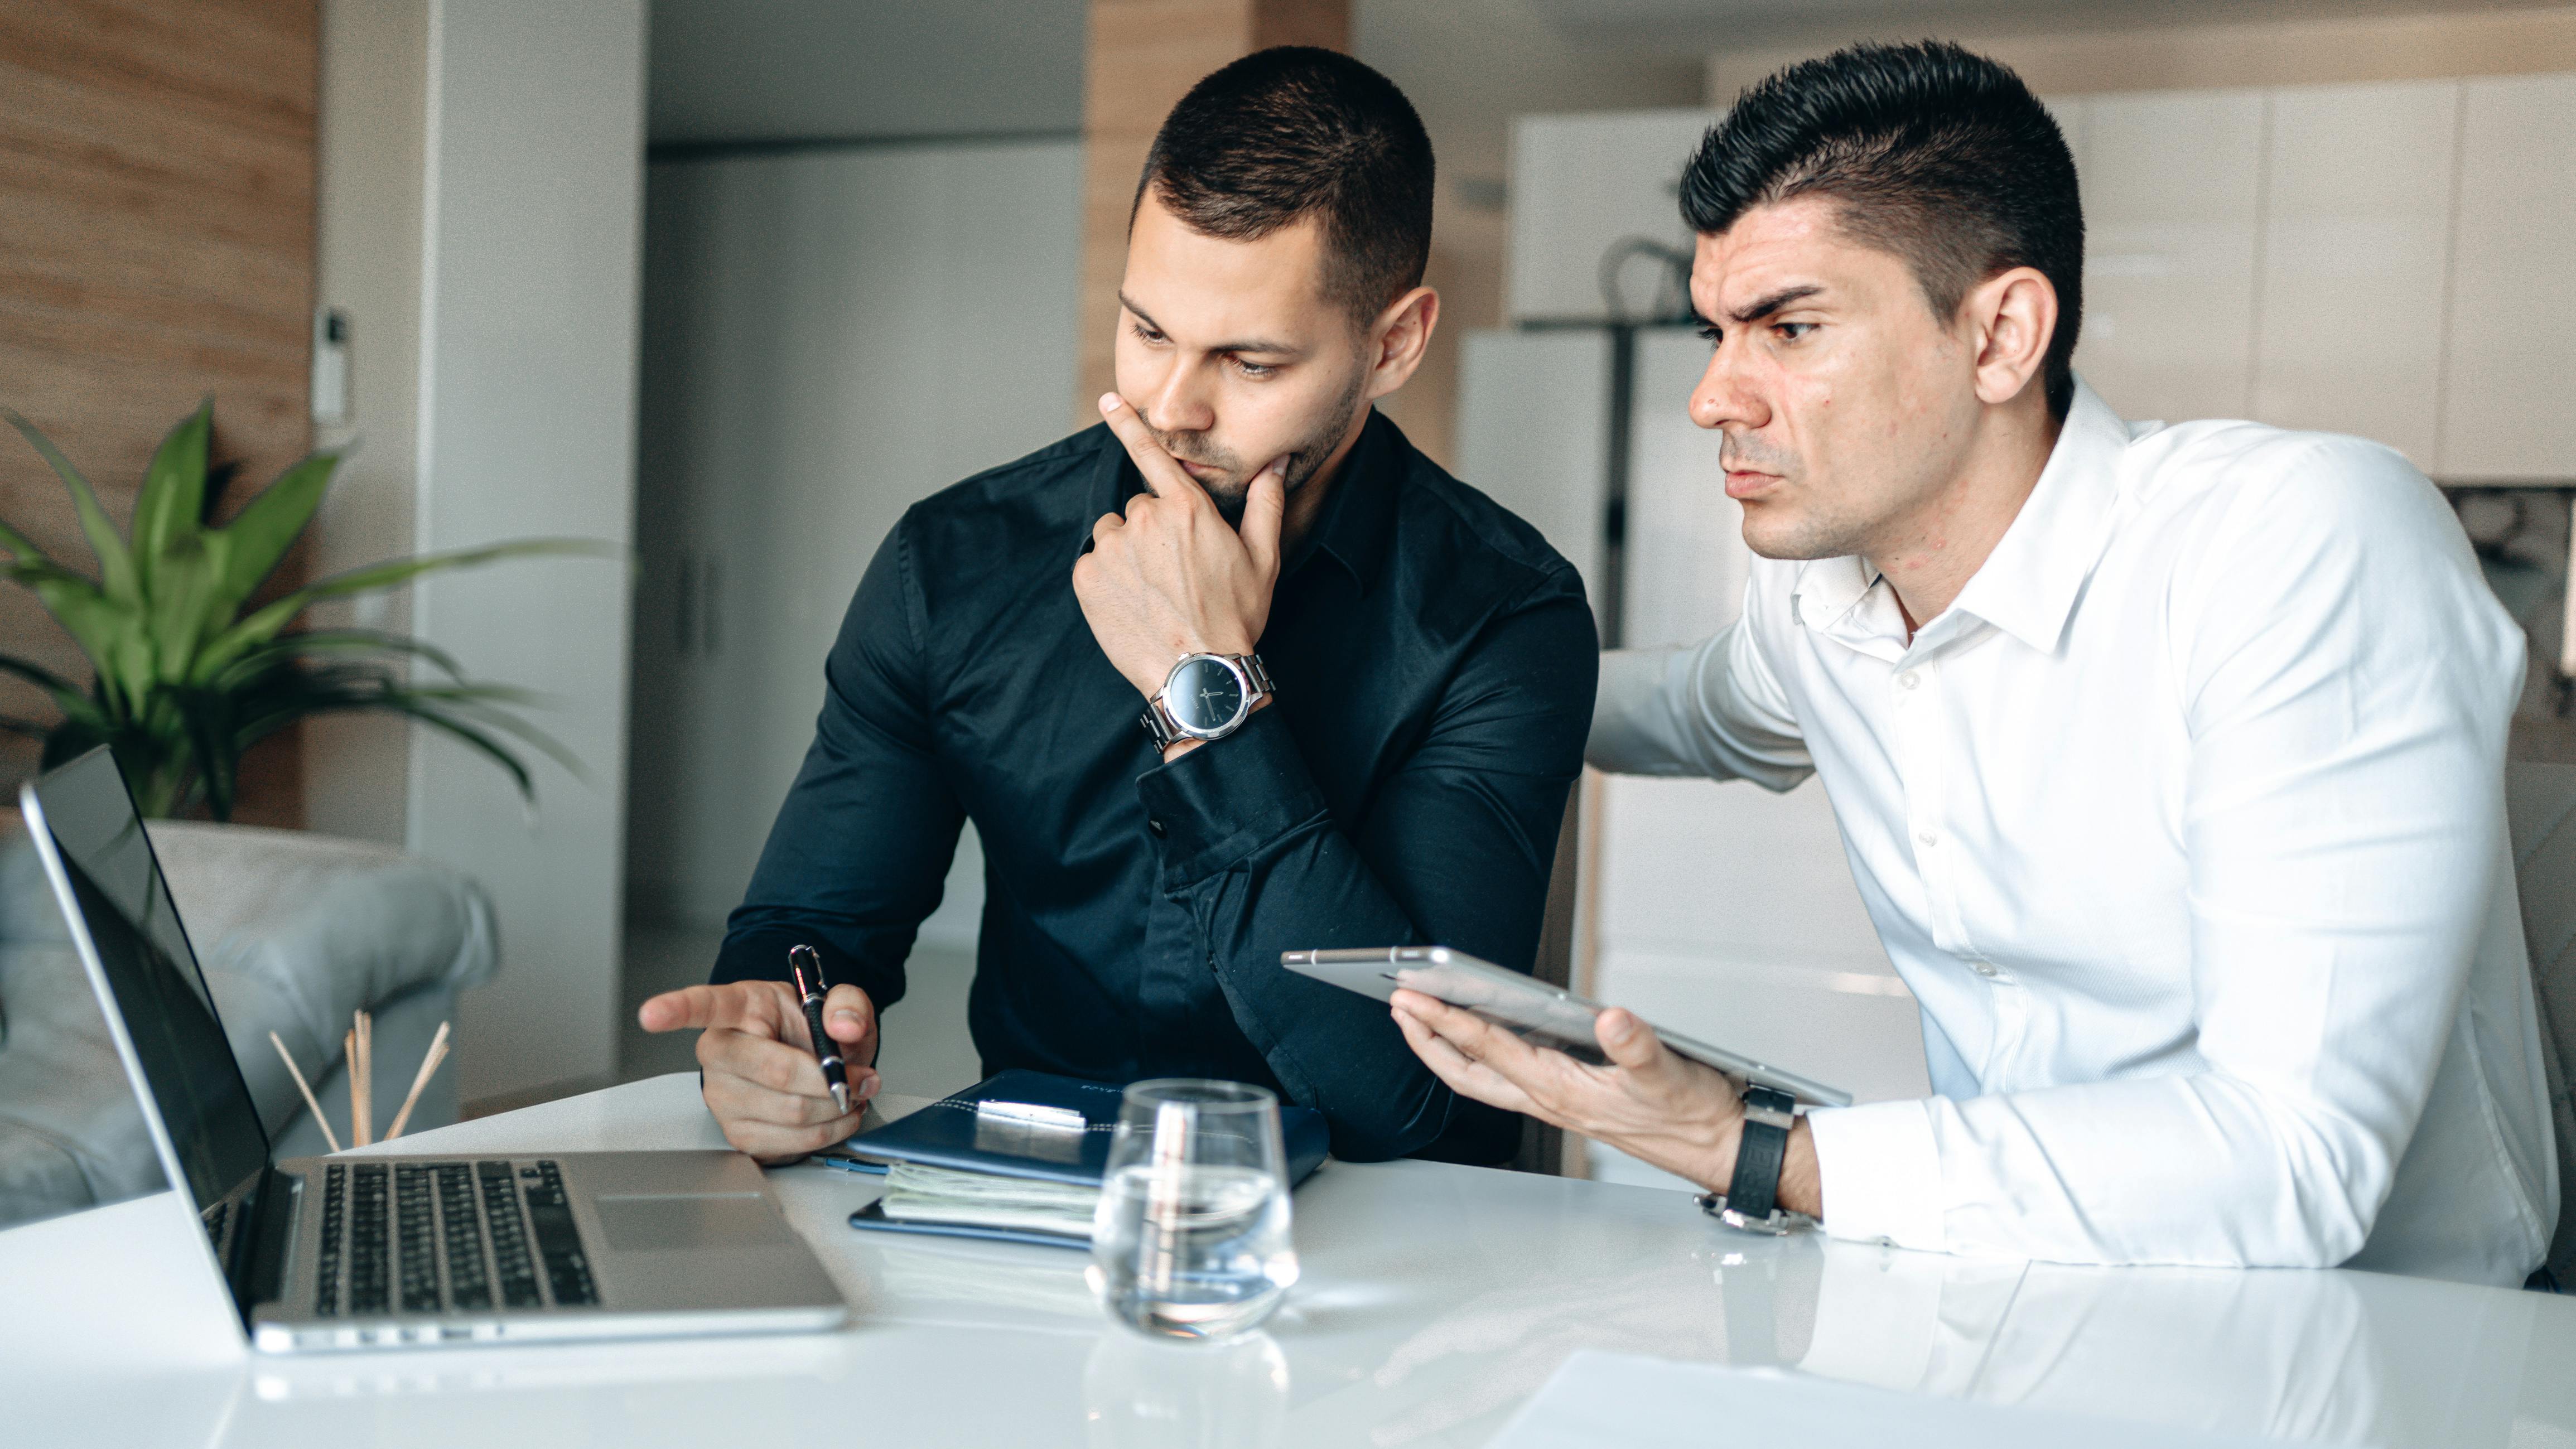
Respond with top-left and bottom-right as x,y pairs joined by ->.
0,400 -> 606,820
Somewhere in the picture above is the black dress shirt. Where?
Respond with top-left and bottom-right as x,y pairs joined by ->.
713,410 -> 1596,1163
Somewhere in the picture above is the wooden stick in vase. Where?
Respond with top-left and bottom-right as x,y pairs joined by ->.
350,1016 -> 371,1149
385,1021 -> 452,1142
269,1031 -> 342,1153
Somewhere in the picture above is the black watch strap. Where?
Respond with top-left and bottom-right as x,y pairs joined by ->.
1695,1085 -> 1812,1235
1727,1085 -> 1795,1219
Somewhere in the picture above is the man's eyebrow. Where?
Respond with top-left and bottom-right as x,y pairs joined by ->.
1117,291 -> 1300,356
1724,284 -> 1825,325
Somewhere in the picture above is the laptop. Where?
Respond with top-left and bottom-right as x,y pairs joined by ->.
21,746 -> 847,1353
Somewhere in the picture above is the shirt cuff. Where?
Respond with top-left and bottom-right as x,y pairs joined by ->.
1806,1098 -> 1948,1253
1133,704 -> 1328,891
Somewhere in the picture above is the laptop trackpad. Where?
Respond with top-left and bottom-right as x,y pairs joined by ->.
596,1194 -> 792,1251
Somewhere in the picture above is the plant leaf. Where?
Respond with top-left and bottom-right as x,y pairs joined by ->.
130,399 -> 211,601
0,649 -> 93,718
225,672 -> 540,803
209,450 -> 341,606
302,537 -> 626,602
4,408 -> 138,605
213,629 -> 470,683
0,513 -> 69,574
195,537 -> 622,679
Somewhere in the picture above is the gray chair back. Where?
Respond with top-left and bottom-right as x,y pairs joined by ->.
2508,761 -> 2576,1287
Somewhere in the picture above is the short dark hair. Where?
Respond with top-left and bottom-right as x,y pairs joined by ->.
1681,41 -> 2084,417
1135,46 -> 1434,322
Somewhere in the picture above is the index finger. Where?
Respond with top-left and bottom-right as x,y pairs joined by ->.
1096,393 -> 1209,505
638,982 -> 778,1037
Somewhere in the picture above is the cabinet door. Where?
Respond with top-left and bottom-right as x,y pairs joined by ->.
1458,329 -> 1612,605
1507,110 -> 1720,323
2073,89 -> 2268,424
2440,74 -> 2576,480
2255,81 -> 2460,467
1622,328 -> 1747,648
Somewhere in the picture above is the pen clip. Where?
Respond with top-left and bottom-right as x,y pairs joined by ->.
788,943 -> 825,1001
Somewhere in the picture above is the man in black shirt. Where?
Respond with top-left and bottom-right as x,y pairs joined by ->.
639,48 -> 1595,1165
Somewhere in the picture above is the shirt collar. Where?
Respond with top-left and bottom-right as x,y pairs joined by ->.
1789,376 -> 2129,656
1075,408 -> 1401,593
1945,377 -> 2129,655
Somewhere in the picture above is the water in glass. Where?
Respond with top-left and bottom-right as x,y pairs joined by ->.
1091,1080 -> 1298,1342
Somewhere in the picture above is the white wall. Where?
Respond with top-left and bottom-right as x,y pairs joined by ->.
305,0 -> 428,848
626,141 -> 1084,946
412,0 -> 647,1102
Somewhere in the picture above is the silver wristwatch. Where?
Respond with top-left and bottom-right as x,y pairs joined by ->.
1140,652 -> 1273,749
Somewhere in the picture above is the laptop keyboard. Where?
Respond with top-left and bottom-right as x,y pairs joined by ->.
315,1160 -> 597,1317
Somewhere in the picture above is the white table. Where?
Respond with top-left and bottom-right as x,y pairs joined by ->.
7,1072 -> 2574,1447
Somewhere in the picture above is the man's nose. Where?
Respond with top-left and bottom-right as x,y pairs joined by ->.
1689,344 -> 1765,433
1141,359 -> 1216,437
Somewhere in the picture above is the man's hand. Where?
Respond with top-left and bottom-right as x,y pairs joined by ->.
1389,989 -> 1822,1217
637,979 -> 882,1163
1073,392 -> 1287,702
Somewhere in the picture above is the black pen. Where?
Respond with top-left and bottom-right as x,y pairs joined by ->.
787,945 -> 851,1114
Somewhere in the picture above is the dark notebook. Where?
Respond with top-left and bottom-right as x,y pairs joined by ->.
834,1070 -> 1330,1249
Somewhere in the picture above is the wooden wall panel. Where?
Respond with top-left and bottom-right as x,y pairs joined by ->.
0,0 -> 317,823
1076,0 -> 1348,419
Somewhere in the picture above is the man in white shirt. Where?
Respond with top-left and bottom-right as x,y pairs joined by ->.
1391,40 -> 2559,1286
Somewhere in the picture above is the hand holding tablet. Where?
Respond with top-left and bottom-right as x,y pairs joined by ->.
1281,945 -> 1850,1109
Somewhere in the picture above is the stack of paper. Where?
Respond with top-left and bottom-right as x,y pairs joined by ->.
871,1162 -> 1099,1242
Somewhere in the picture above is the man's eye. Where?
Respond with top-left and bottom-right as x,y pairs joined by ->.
1696,323 -> 1723,347
1774,322 -> 1816,342
1131,322 -> 1167,344
1232,358 -> 1277,379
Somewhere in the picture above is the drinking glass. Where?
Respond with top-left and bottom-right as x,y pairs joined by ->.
1089,1079 -> 1299,1342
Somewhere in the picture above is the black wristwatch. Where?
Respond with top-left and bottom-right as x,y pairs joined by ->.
1696,1085 -> 1815,1235
1140,652 -> 1272,750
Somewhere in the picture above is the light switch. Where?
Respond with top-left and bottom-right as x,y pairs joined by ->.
312,307 -> 351,426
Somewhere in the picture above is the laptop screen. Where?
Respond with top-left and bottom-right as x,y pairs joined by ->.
26,748 -> 272,1237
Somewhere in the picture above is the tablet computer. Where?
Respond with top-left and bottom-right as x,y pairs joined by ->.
1282,945 -> 1851,1109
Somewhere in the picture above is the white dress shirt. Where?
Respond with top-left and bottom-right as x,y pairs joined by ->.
1591,379 -> 2559,1286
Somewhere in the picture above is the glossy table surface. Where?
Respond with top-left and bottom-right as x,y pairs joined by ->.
8,1071 -> 2573,1447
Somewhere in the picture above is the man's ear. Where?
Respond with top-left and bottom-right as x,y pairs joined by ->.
1966,267 -> 2056,408
1363,286 -> 1440,402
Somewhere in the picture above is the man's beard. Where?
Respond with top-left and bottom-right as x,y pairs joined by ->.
1155,370 -> 1369,529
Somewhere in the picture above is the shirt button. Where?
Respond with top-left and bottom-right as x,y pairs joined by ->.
1898,670 -> 1921,690
1916,829 -> 1938,847
1146,818 -> 1166,838
1970,960 -> 1999,978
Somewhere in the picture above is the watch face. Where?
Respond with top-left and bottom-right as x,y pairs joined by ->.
1166,655 -> 1247,734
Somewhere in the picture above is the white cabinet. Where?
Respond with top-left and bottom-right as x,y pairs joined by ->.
1507,110 -> 1719,323
1621,327 -> 1745,650
2440,73 -> 2576,480
2073,89 -> 2269,424
2257,81 -> 2461,468
1456,329 -> 1613,605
